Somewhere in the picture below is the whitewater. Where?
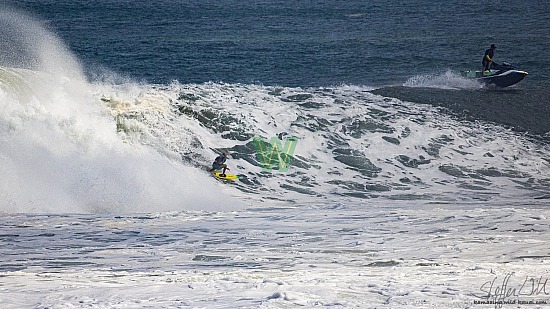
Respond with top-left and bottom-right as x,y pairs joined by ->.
1,7 -> 550,309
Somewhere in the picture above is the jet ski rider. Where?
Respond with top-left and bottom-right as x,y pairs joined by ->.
482,44 -> 496,76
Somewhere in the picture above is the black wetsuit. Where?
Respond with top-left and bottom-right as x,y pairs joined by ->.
211,155 -> 227,170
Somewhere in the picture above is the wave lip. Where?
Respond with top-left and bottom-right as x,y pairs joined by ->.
0,7 -> 84,80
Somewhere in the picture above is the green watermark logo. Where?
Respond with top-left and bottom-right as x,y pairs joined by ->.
253,135 -> 299,172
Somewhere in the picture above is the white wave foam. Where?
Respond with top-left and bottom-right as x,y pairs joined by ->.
0,68 -> 244,213
100,81 -> 550,205
4,206 -> 550,307
0,10 -> 243,214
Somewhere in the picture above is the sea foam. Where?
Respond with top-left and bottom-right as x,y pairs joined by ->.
0,9 -> 240,213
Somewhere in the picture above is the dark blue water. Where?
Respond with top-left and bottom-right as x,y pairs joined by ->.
3,0 -> 550,138
5,0 -> 550,87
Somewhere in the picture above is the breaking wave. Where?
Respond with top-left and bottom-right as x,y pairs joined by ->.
102,82 -> 550,205
1,9 -> 549,214
0,9 -> 242,213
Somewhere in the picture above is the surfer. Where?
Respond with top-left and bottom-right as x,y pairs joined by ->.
209,151 -> 230,177
482,44 -> 496,76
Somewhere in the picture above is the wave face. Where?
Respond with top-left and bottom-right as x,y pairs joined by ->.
103,82 -> 550,206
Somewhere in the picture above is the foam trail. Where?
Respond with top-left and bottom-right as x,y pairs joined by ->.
0,9 -> 241,213
403,70 -> 483,89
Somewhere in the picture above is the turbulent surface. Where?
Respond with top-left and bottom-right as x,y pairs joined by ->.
2,206 -> 550,308
1,1 -> 550,308
104,82 -> 550,205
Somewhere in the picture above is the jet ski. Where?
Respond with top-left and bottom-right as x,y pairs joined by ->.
462,62 -> 528,87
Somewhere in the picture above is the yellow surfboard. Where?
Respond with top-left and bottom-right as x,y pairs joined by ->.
213,172 -> 239,180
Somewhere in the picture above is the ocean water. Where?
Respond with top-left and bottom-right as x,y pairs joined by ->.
5,0 -> 550,87
1,1 -> 550,308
